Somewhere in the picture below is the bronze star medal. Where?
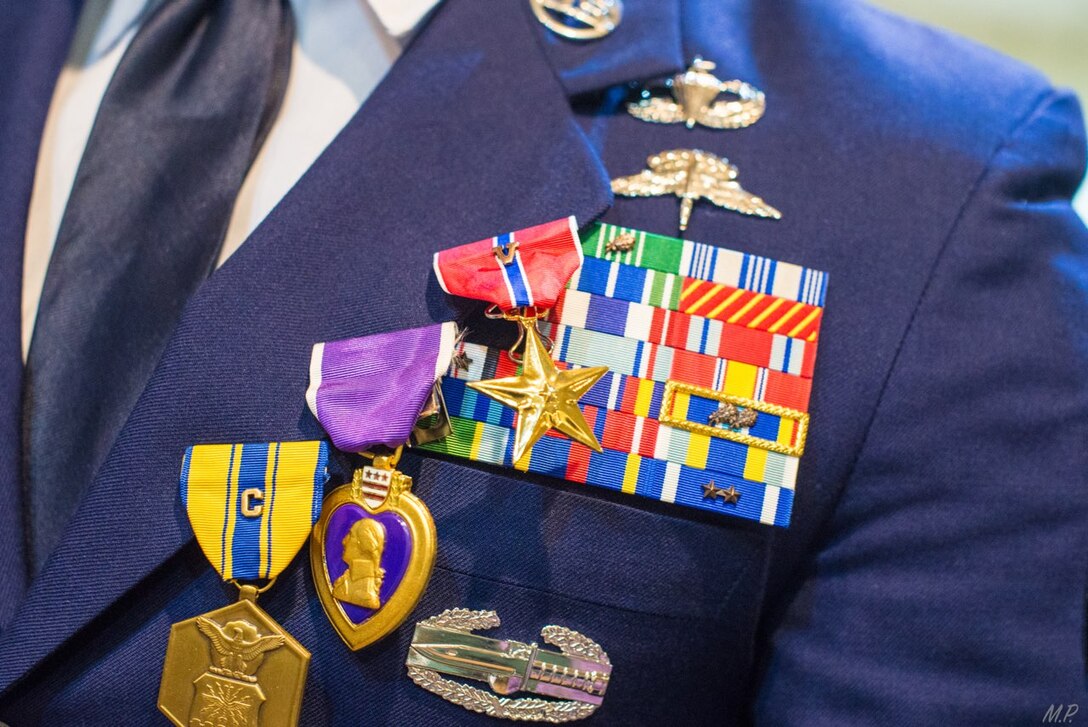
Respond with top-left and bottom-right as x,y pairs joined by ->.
468,317 -> 607,463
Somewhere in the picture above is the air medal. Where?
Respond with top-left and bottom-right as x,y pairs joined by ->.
159,440 -> 329,727
433,217 -> 608,463
306,322 -> 456,649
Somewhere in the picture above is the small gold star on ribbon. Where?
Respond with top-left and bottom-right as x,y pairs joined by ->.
701,481 -> 741,504
468,322 -> 608,463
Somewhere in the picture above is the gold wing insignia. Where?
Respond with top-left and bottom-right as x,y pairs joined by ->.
610,149 -> 781,230
626,97 -> 688,125
702,181 -> 782,220
610,169 -> 684,198
698,81 -> 766,129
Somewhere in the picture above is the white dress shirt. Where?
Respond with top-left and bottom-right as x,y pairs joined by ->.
21,0 -> 439,359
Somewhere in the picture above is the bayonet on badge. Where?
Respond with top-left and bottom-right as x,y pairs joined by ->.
611,148 -> 782,231
406,609 -> 611,722
628,58 -> 766,130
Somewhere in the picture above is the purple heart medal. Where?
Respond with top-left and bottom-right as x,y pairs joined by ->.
305,322 -> 456,650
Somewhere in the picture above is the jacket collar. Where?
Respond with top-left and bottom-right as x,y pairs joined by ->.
79,0 -> 444,60
531,0 -> 685,96
0,0 -> 683,695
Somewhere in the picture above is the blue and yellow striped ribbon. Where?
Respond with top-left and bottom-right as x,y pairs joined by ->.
581,222 -> 828,306
441,371 -> 800,490
555,288 -> 814,377
180,441 -> 328,581
422,417 -> 793,526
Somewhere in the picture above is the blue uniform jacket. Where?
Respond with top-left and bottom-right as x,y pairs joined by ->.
0,0 -> 1085,724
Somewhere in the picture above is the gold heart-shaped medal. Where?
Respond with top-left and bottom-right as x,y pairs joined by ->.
310,449 -> 436,650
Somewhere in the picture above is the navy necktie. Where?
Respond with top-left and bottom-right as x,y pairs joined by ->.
24,0 -> 295,573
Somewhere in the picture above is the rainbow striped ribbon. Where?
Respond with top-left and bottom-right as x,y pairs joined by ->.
426,224 -> 826,526
448,340 -> 805,455
553,288 -> 816,377
542,321 -> 812,411
580,222 -> 828,306
438,374 -> 800,489
568,255 -> 824,342
424,416 -> 794,526
181,441 -> 328,580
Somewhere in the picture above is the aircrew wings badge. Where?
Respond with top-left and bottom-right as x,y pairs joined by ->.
424,222 -> 827,527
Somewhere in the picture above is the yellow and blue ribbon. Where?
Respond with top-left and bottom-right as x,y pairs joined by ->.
180,441 -> 328,581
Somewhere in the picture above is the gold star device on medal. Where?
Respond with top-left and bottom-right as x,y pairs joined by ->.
469,309 -> 607,463
611,148 -> 782,232
628,58 -> 766,130
433,217 -> 609,464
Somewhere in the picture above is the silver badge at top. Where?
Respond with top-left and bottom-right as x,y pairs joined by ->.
530,0 -> 622,40
628,58 -> 765,130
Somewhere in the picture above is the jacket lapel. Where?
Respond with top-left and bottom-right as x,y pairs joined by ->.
0,0 -> 619,691
0,2 -> 83,629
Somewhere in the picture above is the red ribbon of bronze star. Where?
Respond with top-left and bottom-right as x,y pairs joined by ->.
433,217 -> 608,463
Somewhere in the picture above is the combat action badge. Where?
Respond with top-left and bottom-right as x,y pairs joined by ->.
406,609 -> 611,722
160,440 -> 329,727
306,322 -> 456,649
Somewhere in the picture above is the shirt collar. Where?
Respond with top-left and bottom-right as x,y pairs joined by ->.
366,0 -> 441,38
82,0 -> 441,62
80,0 -> 682,97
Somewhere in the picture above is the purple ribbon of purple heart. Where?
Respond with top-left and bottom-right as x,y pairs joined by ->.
306,322 -> 456,452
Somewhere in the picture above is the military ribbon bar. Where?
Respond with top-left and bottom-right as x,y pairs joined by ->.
581,222 -> 828,306
425,222 -> 827,527
568,255 -> 824,341
306,322 -> 456,452
426,416 -> 794,526
433,217 -> 583,311
180,441 -> 329,580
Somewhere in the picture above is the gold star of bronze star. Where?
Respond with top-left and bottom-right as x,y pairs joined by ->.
467,322 -> 608,463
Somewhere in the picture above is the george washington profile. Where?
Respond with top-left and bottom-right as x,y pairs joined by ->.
332,518 -> 386,609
